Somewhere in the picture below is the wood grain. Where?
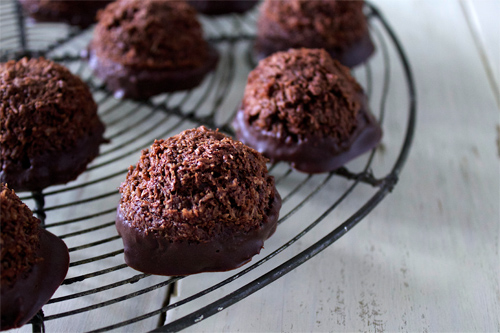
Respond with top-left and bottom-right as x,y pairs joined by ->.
166,0 -> 500,331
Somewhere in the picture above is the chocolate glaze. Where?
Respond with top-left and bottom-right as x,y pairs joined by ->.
233,97 -> 382,174
1,229 -> 69,330
0,121 -> 105,192
188,0 -> 259,15
255,32 -> 375,68
115,190 -> 281,276
86,45 -> 219,100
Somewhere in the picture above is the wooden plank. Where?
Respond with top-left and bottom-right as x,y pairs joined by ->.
166,0 -> 500,331
460,0 -> 500,107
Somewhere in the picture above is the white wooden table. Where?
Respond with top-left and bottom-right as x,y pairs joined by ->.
4,0 -> 499,332
171,0 -> 500,331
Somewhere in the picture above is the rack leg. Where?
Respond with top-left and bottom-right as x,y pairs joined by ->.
156,281 -> 178,328
30,310 -> 45,333
14,0 -> 27,52
32,191 -> 46,226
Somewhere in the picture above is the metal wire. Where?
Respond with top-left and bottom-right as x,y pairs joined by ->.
0,1 -> 416,332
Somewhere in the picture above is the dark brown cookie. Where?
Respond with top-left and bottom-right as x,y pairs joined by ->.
233,48 -> 382,173
0,57 -> 106,192
116,126 -> 281,276
87,0 -> 219,99
18,0 -> 112,28
254,0 -> 374,67
1,183 -> 69,331
188,0 -> 258,15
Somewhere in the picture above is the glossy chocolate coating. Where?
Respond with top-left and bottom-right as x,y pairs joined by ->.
86,46 -> 219,99
1,229 -> 69,330
233,97 -> 382,174
1,57 -> 106,192
116,190 -> 281,276
0,121 -> 104,192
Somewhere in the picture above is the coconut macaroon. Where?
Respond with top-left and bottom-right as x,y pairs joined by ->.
18,0 -> 112,28
116,126 -> 281,275
1,183 -> 69,330
87,0 -> 219,99
0,57 -> 105,192
233,48 -> 382,173
255,0 -> 374,67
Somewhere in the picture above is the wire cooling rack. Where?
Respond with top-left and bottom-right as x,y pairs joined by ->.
0,1 -> 416,332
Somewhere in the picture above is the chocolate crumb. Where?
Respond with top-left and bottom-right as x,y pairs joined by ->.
0,57 -> 103,173
92,0 -> 209,70
256,0 -> 368,53
242,48 -> 362,143
0,184 -> 41,288
119,126 -> 276,243
234,48 -> 382,173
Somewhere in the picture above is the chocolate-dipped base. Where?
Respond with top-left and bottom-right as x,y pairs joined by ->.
86,46 -> 219,100
188,0 -> 259,15
254,31 -> 375,68
233,99 -> 382,174
0,122 -> 105,192
116,191 -> 281,276
1,229 -> 69,330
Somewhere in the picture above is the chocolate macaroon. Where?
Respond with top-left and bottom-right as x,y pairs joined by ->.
254,0 -> 374,68
116,126 -> 281,276
18,0 -> 112,28
1,183 -> 69,330
233,48 -> 382,174
87,0 -> 219,99
188,0 -> 259,15
0,57 -> 106,192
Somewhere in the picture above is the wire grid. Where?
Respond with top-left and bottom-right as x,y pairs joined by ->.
0,1 -> 416,332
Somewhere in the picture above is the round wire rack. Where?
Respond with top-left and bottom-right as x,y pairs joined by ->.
0,1 -> 416,332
